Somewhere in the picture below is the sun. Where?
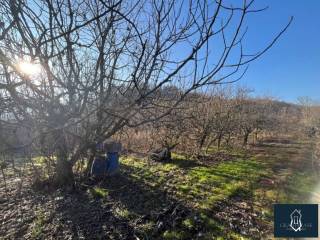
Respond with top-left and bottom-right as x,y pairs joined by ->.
17,61 -> 42,76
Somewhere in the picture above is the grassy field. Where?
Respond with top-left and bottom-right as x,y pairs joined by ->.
87,138 -> 319,239
1,137 -> 319,239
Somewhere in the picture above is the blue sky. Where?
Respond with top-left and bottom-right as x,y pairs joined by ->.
240,0 -> 320,103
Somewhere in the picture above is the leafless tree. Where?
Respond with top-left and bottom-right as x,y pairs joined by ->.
0,0 -> 292,184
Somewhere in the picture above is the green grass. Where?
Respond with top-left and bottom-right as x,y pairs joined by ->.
30,211 -> 47,239
160,211 -> 247,240
8,138 -> 318,239
84,138 -> 317,239
119,152 -> 266,239
163,230 -> 188,240
282,171 -> 318,203
114,206 -> 132,219
122,155 -> 263,210
88,186 -> 109,198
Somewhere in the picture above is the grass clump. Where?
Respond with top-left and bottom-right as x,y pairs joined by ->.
88,187 -> 108,198
30,211 -> 46,239
163,230 -> 187,240
114,207 -> 132,219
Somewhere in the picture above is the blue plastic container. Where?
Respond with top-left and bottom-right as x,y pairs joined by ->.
106,152 -> 119,175
91,155 -> 107,178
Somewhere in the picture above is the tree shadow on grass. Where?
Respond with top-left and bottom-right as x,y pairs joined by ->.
51,164 -> 187,239
39,162 -> 257,240
52,190 -> 136,239
98,163 -> 262,239
101,164 -> 174,215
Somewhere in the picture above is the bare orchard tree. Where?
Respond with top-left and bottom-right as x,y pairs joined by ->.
0,0 -> 292,185
234,94 -> 275,146
298,97 -> 320,137
202,88 -> 237,151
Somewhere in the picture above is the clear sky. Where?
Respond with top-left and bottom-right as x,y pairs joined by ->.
240,0 -> 320,103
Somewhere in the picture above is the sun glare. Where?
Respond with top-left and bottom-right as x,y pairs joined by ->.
17,61 -> 42,76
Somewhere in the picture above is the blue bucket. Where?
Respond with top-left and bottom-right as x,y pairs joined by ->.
106,152 -> 119,175
91,155 -> 107,178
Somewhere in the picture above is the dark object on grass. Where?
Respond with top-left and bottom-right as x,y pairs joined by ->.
150,143 -> 179,162
150,148 -> 172,162
150,143 -> 178,162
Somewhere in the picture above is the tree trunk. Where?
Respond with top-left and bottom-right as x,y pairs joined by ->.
54,131 -> 74,186
217,134 -> 222,150
85,151 -> 95,176
55,156 -> 74,186
205,137 -> 215,154
254,132 -> 258,144
198,133 -> 207,155
243,132 -> 250,146
226,133 -> 231,146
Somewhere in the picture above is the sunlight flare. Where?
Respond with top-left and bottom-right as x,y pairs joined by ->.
17,61 -> 42,76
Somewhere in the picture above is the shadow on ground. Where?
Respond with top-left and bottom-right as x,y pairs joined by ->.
3,139 -> 299,239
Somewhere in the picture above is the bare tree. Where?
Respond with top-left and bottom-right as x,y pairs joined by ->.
0,0 -> 292,184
